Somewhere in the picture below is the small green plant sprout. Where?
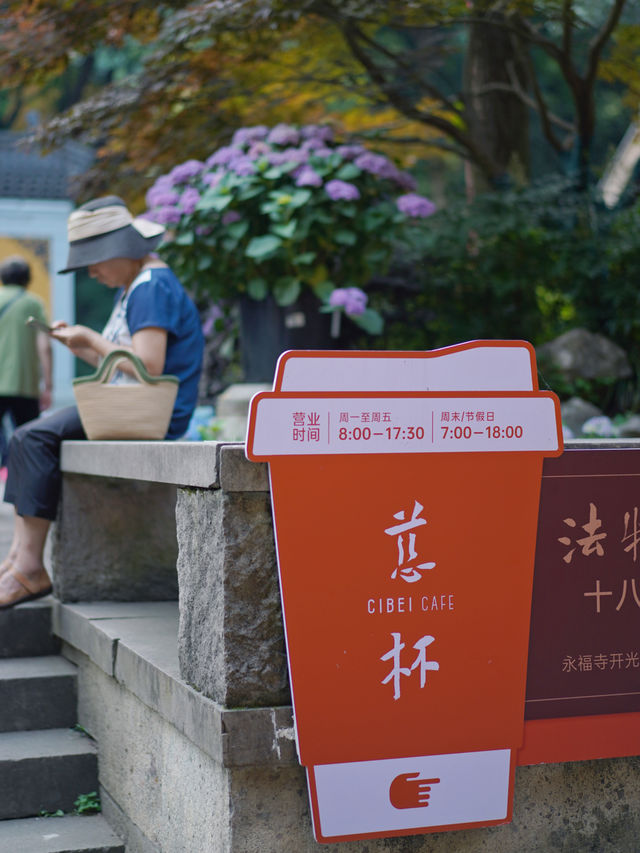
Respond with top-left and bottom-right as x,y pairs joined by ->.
197,419 -> 223,440
39,808 -> 64,818
74,791 -> 101,815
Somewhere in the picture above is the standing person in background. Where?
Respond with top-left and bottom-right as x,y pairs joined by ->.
0,256 -> 52,470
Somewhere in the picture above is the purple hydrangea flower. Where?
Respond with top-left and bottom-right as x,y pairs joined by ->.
232,126 -> 269,146
222,210 -> 241,225
354,152 -> 397,179
150,205 -> 182,225
396,193 -> 437,218
202,170 -> 224,188
201,303 -> 224,336
294,166 -> 322,188
247,141 -> 271,160
179,187 -> 201,215
309,146 -> 333,159
206,146 -> 241,168
267,123 -> 301,146
302,137 -> 330,152
301,124 -> 334,142
280,147 -> 308,164
267,151 -> 297,167
336,144 -> 366,160
151,174 -> 174,188
267,151 -> 287,166
232,157 -> 257,177
170,160 -> 205,183
329,287 -> 368,316
145,186 -> 180,208
325,180 -> 360,202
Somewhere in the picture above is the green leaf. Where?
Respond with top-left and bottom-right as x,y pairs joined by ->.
337,203 -> 357,218
245,234 -> 283,259
175,231 -> 194,246
334,229 -> 358,246
237,184 -> 263,201
335,163 -> 361,181
272,220 -> 298,239
273,277 -> 302,306
363,247 -> 389,265
289,189 -> 313,208
197,254 -> 214,270
313,280 -> 335,300
197,192 -> 232,212
349,308 -> 384,335
294,251 -> 317,265
263,162 -> 296,180
226,220 -> 249,240
313,209 -> 333,225
247,277 -> 268,300
363,205 -> 394,231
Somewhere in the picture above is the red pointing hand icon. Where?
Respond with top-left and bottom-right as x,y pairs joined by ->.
389,772 -> 440,810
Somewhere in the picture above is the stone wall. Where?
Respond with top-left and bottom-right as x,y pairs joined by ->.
57,602 -> 640,853
52,440 -> 640,852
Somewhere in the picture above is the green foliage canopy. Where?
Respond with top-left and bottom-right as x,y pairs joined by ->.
1,1 -> 638,199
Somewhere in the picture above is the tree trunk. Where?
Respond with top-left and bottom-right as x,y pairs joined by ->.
463,11 -> 530,193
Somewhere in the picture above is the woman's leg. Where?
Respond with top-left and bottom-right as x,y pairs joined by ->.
0,407 -> 85,606
0,515 -> 51,606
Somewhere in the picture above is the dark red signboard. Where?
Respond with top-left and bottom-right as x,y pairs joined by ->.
526,448 -> 640,720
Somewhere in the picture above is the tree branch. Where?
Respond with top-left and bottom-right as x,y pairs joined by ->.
340,20 -> 498,171
586,0 -> 627,87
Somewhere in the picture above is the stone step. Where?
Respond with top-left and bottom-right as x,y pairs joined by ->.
0,728 -> 98,820
0,813 -> 124,852
0,656 -> 77,732
0,599 -> 58,658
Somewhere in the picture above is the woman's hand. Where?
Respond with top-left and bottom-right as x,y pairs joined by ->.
51,323 -> 94,351
50,322 -> 168,375
50,323 -> 101,366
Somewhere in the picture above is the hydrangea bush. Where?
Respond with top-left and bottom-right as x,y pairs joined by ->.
144,123 -> 435,335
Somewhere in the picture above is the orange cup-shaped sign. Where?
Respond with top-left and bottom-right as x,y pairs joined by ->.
246,386 -> 563,767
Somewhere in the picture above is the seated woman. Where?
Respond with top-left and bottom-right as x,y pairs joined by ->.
0,196 -> 204,608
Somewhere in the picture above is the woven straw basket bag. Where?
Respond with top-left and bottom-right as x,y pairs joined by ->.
72,349 -> 179,440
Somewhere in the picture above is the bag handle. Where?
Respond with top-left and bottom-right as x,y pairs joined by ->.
74,348 -> 178,387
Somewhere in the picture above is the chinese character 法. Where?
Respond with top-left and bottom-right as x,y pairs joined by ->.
559,502 -> 606,563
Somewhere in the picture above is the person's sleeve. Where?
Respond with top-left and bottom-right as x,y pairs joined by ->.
32,297 -> 48,324
126,276 -> 180,336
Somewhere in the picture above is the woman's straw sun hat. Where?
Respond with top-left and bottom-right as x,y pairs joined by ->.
58,196 -> 165,274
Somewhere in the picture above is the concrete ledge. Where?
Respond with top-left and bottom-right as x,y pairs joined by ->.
60,440 -> 269,491
53,601 -> 296,769
60,440 -> 223,487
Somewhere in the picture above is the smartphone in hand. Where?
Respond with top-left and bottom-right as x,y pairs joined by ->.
26,316 -> 53,334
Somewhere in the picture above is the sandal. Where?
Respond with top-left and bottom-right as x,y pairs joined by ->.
0,565 -> 52,610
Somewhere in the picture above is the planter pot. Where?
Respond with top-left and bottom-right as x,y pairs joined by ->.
239,291 -> 351,383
